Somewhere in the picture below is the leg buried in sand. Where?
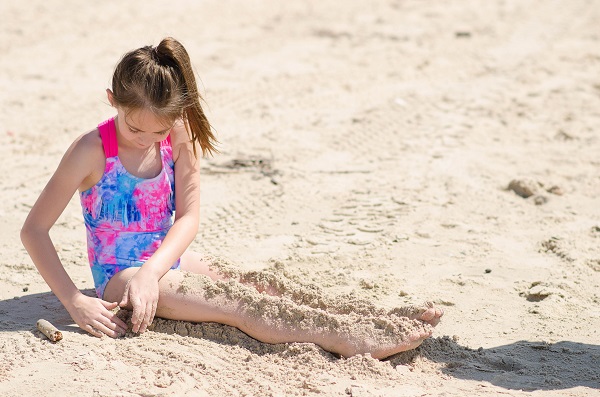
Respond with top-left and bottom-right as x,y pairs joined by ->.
103,252 -> 442,359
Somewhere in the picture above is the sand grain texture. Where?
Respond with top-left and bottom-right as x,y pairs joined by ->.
1,0 -> 599,396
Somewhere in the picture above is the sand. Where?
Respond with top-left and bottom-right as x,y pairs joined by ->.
1,0 -> 599,395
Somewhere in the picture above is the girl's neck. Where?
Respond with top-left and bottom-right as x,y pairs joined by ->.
118,143 -> 162,179
113,116 -> 163,178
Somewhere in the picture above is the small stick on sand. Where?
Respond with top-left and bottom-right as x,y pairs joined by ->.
36,319 -> 63,342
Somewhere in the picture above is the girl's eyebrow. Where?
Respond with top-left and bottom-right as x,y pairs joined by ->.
125,119 -> 172,134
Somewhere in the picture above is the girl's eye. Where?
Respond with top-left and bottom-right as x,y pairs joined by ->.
155,130 -> 169,135
129,127 -> 140,134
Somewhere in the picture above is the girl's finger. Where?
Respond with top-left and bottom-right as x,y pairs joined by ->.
151,301 -> 157,327
85,324 -> 103,338
101,300 -> 119,310
99,312 -> 127,336
119,285 -> 131,308
140,301 -> 154,333
106,311 -> 128,331
95,321 -> 122,338
91,320 -> 120,338
99,299 -> 128,330
131,299 -> 144,333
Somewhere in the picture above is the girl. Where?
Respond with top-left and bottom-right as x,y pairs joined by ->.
20,37 -> 442,359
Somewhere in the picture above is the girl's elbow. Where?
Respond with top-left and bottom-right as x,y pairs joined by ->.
181,215 -> 200,236
20,223 -> 34,246
189,217 -> 200,234
177,211 -> 199,229
20,220 -> 46,246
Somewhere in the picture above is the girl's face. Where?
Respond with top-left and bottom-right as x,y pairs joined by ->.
108,88 -> 173,150
114,106 -> 173,150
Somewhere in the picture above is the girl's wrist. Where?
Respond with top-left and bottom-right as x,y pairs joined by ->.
138,264 -> 164,282
61,289 -> 86,311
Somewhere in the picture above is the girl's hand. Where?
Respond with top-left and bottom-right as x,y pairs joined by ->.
67,294 -> 128,338
119,270 -> 159,334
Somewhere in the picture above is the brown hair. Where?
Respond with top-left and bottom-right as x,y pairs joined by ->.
111,37 -> 217,157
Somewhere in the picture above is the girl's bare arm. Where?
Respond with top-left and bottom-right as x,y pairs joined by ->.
134,121 -> 201,279
21,131 -> 127,337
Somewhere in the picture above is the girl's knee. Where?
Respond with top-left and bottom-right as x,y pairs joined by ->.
103,267 -> 139,302
179,252 -> 225,280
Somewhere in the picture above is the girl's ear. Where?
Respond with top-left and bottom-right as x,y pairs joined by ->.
106,89 -> 115,107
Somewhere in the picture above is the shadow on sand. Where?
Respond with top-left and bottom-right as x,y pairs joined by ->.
0,290 -> 92,336
2,292 -> 598,392
389,336 -> 600,391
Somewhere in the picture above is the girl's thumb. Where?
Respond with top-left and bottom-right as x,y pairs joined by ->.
119,286 -> 130,308
102,301 -> 119,310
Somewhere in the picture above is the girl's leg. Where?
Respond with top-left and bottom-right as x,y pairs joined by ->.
179,251 -> 281,295
104,267 -> 433,359
180,251 -> 443,326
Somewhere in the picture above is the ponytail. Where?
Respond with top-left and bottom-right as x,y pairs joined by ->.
111,37 -> 218,157
154,38 -> 217,157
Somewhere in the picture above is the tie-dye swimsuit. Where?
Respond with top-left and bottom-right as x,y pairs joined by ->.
80,117 -> 180,298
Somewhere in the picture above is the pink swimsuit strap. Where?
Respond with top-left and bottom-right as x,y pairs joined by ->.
98,117 -> 173,158
98,117 -> 118,158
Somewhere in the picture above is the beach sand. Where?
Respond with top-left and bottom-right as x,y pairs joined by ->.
1,0 -> 599,395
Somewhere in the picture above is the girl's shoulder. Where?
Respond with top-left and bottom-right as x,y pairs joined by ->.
169,119 -> 193,162
70,128 -> 105,160
65,128 -> 107,188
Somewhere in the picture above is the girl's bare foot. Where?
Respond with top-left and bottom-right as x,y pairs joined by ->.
388,301 -> 444,327
330,316 -> 434,359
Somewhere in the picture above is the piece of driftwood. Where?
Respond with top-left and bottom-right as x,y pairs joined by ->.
36,319 -> 63,342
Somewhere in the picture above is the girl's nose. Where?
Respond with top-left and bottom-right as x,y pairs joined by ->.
140,135 -> 156,145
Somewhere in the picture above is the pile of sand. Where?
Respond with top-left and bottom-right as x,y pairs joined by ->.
1,0 -> 598,396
